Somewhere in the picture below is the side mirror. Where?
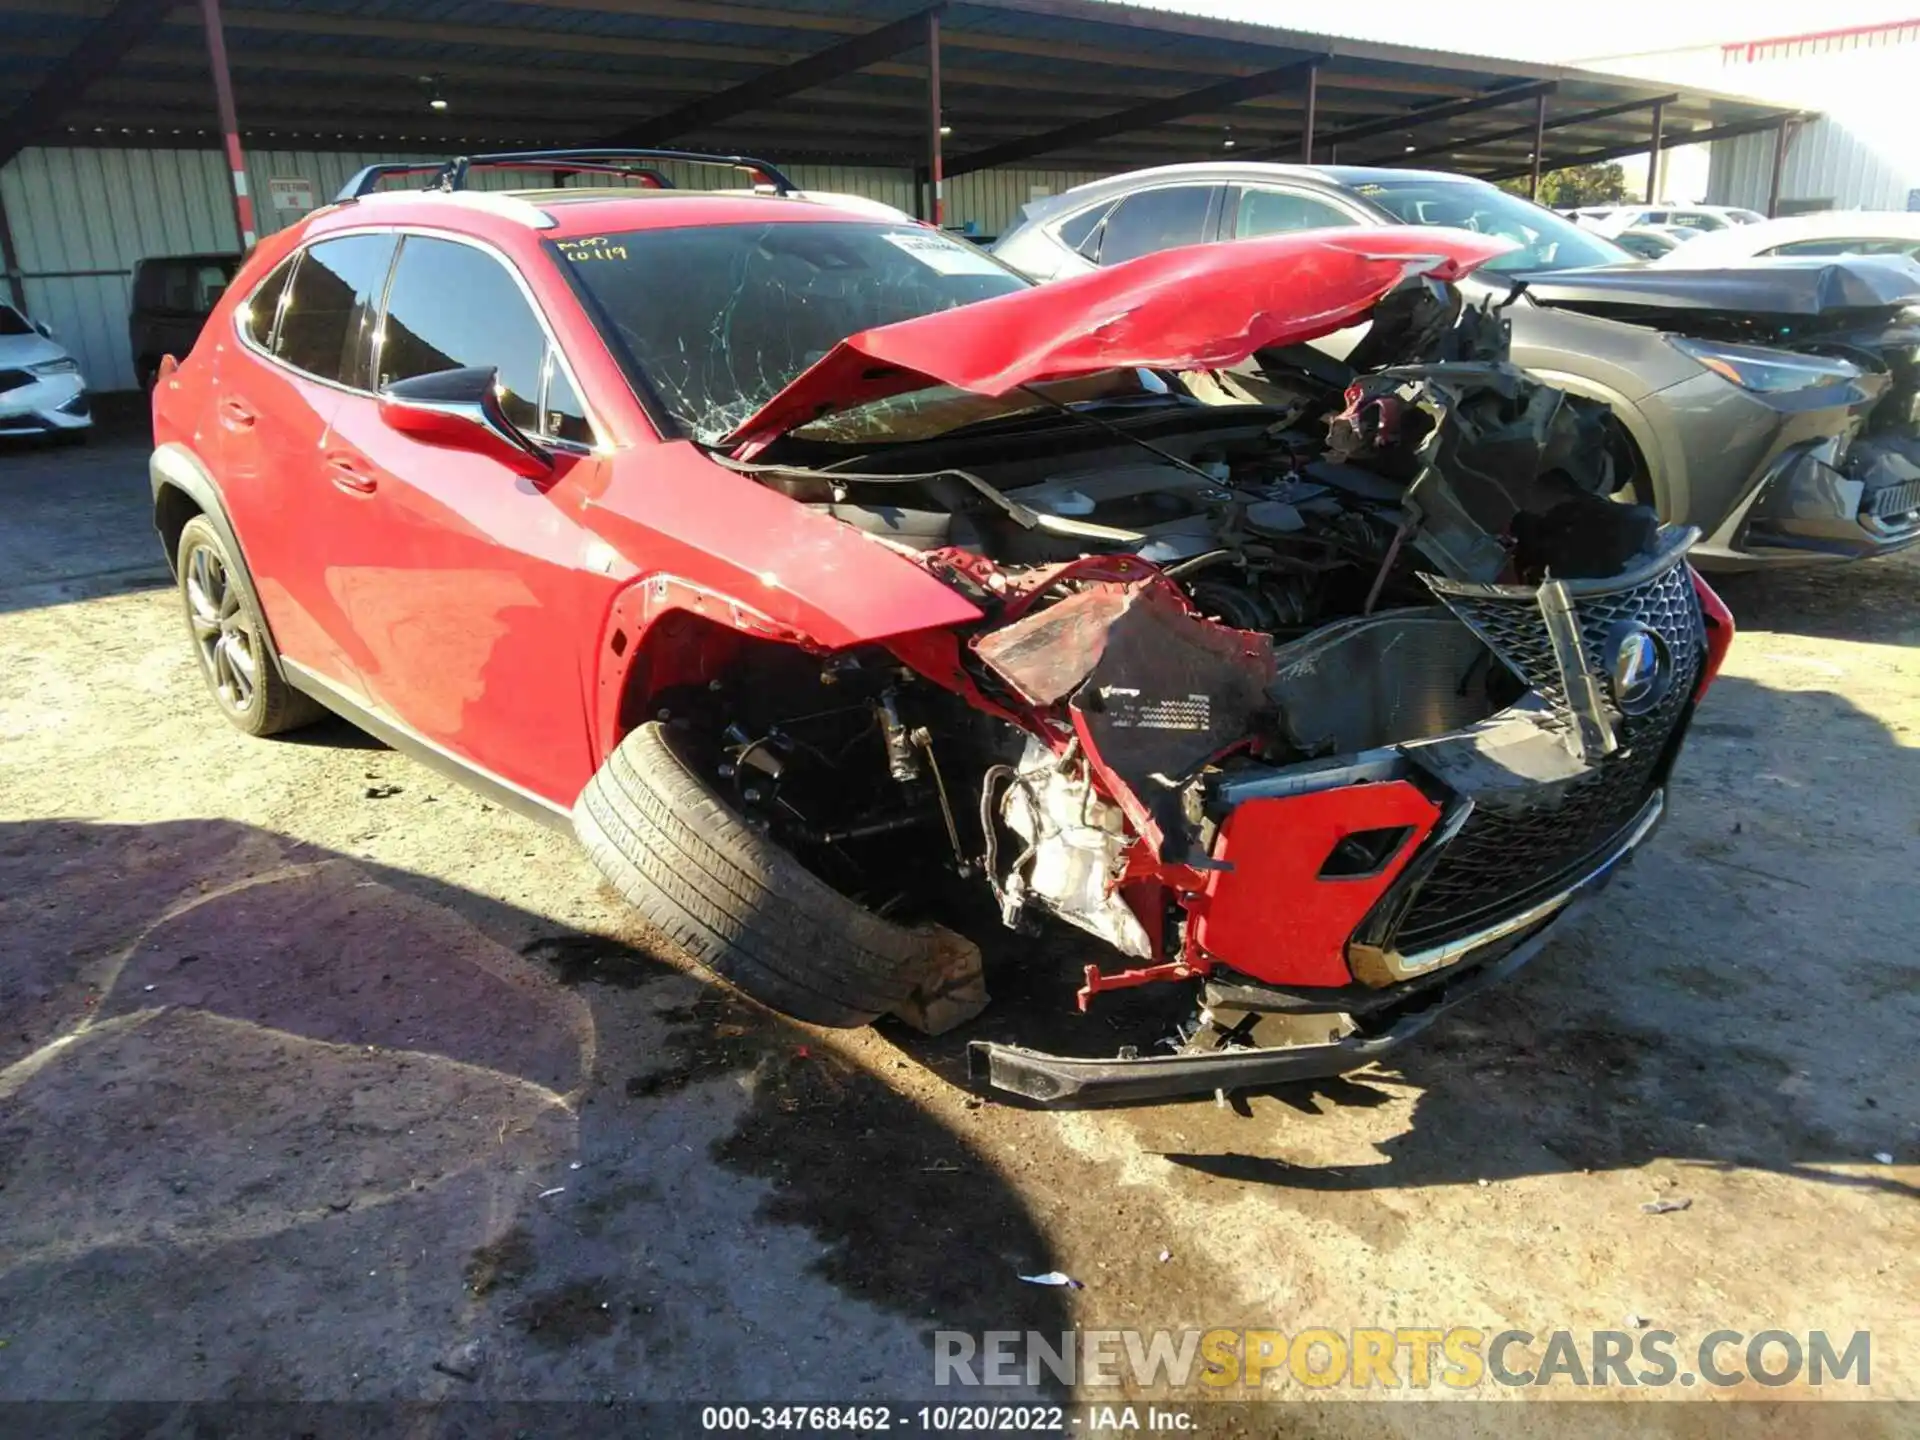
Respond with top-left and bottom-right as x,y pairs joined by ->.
34,319 -> 53,339
376,366 -> 553,479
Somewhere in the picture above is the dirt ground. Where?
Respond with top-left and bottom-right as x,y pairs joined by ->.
0,416 -> 1914,1431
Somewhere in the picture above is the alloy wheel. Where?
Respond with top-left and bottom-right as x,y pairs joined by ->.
185,542 -> 258,715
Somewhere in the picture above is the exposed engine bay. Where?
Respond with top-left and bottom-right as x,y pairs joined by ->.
679,274 -> 1719,1100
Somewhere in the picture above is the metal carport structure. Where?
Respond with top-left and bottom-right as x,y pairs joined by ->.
0,0 -> 1807,384
1,0 -> 1806,194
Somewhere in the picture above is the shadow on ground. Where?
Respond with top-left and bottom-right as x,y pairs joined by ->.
0,816 -> 1069,1401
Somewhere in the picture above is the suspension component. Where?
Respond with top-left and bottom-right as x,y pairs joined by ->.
876,688 -> 921,782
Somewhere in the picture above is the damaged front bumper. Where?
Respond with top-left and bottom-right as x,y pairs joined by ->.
964,530 -> 1711,1107
1727,432 -> 1920,562
968,785 -> 1662,1106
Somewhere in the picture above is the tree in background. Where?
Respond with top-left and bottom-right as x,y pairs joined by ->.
1497,162 -> 1630,209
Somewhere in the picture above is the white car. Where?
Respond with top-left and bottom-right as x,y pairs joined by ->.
1565,204 -> 1766,237
0,302 -> 91,441
1650,211 -> 1920,267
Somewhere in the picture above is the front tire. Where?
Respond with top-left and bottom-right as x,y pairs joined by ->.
575,721 -> 942,1026
175,514 -> 321,737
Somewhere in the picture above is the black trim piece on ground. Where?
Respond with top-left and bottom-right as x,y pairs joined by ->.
967,902 -> 1577,1106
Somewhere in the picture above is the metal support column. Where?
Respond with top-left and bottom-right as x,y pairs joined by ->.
1644,99 -> 1665,203
1300,62 -> 1318,162
199,0 -> 256,251
1766,115 -> 1794,216
1528,91 -> 1546,199
925,9 -> 943,226
0,187 -> 26,312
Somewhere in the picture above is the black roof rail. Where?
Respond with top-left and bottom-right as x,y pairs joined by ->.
335,149 -> 798,202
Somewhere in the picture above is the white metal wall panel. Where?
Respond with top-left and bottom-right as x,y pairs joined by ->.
1700,28 -> 1920,212
1707,118 -> 1918,213
1,147 -> 237,391
3,145 -> 1115,391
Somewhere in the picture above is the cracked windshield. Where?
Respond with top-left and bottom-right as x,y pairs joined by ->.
556,220 -> 1029,443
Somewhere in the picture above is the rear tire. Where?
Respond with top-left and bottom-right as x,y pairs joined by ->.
176,514 -> 323,737
575,721 -> 941,1026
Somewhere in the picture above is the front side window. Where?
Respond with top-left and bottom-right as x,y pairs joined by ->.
554,220 -> 1028,442
271,234 -> 396,386
376,236 -> 550,433
1232,187 -> 1359,238
1095,186 -> 1219,265
0,304 -> 31,337
1350,178 -> 1635,273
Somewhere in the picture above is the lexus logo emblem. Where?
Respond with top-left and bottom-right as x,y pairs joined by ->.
1604,621 -> 1672,717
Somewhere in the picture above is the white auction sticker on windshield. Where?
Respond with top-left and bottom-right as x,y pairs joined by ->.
881,230 -> 1005,277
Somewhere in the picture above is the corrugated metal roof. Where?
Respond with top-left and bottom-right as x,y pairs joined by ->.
0,0 -> 1801,177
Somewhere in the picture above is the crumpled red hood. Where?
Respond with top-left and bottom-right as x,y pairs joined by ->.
726,225 -> 1515,451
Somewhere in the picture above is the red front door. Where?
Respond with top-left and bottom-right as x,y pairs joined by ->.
316,233 -> 616,807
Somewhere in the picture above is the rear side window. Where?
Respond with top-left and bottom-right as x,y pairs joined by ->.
377,235 -> 578,442
138,259 -> 235,313
1767,236 -> 1919,258
1232,187 -> 1358,238
272,234 -> 396,387
1095,186 -> 1219,265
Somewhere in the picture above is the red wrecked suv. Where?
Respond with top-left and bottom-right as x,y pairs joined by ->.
150,150 -> 1733,1105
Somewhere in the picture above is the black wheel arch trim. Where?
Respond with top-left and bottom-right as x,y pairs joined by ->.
150,441 -> 293,687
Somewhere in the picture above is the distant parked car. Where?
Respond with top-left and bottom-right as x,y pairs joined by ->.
1565,204 -> 1766,235
992,163 -> 1920,568
130,253 -> 239,391
0,300 -> 91,442
1612,226 -> 1687,260
1650,211 -> 1920,267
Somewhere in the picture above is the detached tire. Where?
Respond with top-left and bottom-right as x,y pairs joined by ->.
576,722 -> 940,1027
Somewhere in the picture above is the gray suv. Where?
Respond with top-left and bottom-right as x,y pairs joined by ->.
993,164 -> 1920,569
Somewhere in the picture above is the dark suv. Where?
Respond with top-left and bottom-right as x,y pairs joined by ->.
994,164 -> 1920,569
129,253 -> 238,391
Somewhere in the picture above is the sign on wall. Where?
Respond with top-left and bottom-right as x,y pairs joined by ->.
267,178 -> 316,213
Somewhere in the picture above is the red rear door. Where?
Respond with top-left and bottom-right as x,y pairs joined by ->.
214,232 -> 397,700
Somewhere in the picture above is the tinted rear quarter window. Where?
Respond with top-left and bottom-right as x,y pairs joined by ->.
272,234 -> 396,386
1096,186 -> 1218,265
376,235 -> 550,434
1054,201 -> 1111,255
240,255 -> 296,349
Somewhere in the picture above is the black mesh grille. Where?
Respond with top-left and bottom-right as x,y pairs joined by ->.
0,368 -> 34,395
1392,559 -> 1703,952
1865,477 -> 1920,519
